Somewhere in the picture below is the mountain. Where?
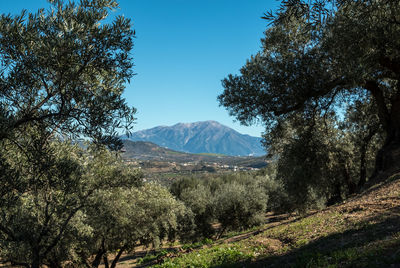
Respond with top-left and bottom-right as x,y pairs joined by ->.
122,121 -> 265,156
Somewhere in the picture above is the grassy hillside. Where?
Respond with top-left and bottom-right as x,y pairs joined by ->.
116,173 -> 400,267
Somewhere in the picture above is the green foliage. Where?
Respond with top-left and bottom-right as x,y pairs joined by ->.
262,101 -> 384,212
0,0 -> 136,148
84,182 -> 190,267
0,136 -> 191,267
219,0 -> 400,178
171,172 -> 270,240
0,140 -> 142,266
154,245 -> 253,268
341,95 -> 384,187
154,175 -> 400,267
0,0 -> 138,266
218,0 -> 395,212
174,180 -> 216,239
181,238 -> 213,250
137,250 -> 169,265
255,163 -> 288,213
214,181 -> 267,233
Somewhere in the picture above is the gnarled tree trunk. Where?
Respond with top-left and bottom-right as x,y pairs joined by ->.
367,81 -> 400,178
374,131 -> 400,175
110,246 -> 127,268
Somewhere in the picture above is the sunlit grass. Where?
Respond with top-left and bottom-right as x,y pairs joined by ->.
144,174 -> 400,267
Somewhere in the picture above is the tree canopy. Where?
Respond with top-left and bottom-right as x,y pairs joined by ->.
0,0 -> 136,148
0,1 -> 138,266
219,0 -> 400,175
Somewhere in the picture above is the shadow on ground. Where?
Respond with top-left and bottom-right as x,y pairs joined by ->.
216,207 -> 400,268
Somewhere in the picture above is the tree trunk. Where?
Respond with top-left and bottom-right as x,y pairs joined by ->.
110,246 -> 126,268
91,248 -> 106,268
47,255 -> 63,268
31,256 -> 40,268
358,128 -> 377,189
368,81 -> 400,177
92,238 -> 108,268
326,182 -> 342,206
217,226 -> 227,239
374,102 -> 400,176
358,144 -> 367,188
10,261 -> 29,268
31,247 -> 41,268
343,163 -> 357,195
103,255 -> 109,268
374,136 -> 400,175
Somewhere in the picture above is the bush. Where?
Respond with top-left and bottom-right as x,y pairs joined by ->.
171,172 -> 271,240
179,184 -> 216,239
214,181 -> 267,236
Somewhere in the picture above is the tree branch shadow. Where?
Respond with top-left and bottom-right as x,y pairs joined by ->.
211,206 -> 400,267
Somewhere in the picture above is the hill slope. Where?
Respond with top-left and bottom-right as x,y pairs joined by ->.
152,173 -> 400,267
122,121 -> 265,156
143,174 -> 400,267
113,174 -> 400,267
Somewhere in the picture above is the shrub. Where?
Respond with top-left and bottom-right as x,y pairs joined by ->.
179,184 -> 216,239
214,181 -> 267,236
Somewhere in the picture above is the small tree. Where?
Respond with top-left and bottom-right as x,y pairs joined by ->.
85,183 -> 189,268
179,184 -> 216,239
214,180 -> 267,238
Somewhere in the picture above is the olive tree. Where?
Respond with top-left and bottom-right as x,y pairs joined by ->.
263,109 -> 382,211
0,1 -> 137,266
176,182 -> 216,239
341,96 -> 384,188
0,0 -> 135,147
214,180 -> 267,237
171,173 -> 269,240
0,141 -> 141,267
219,0 -> 400,177
85,183 -> 190,268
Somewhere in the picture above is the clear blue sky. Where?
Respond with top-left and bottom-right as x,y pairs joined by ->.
1,0 -> 279,137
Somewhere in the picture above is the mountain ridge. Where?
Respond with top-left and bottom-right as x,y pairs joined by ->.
122,120 -> 265,156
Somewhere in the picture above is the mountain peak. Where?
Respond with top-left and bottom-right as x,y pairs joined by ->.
123,121 -> 265,156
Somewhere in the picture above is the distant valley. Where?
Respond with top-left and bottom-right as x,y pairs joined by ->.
121,120 -> 265,156
122,140 -> 267,169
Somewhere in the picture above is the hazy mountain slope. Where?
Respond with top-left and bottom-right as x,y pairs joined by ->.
123,121 -> 265,156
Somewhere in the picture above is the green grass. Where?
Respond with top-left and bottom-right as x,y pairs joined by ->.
137,250 -> 170,265
181,238 -> 214,250
153,245 -> 253,268
148,215 -> 400,268
144,175 -> 400,268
